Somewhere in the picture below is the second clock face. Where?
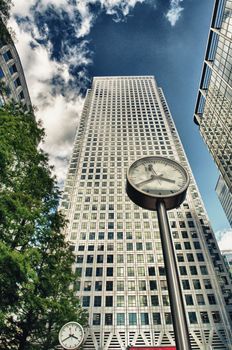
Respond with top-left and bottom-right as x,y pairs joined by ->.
59,322 -> 84,350
128,156 -> 188,197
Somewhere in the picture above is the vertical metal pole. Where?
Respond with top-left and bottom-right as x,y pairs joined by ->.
157,201 -> 192,350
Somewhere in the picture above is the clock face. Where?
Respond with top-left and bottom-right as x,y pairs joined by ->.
128,156 -> 188,198
59,322 -> 84,350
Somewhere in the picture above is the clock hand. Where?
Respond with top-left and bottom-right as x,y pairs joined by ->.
136,175 -> 159,187
62,335 -> 72,342
148,164 -> 161,184
157,175 -> 175,184
71,335 -> 80,340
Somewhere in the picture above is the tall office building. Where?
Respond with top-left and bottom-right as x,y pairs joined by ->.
194,0 -> 232,223
61,76 -> 232,349
216,175 -> 232,226
0,32 -> 31,107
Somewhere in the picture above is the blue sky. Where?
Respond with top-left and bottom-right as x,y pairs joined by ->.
9,0 -> 231,244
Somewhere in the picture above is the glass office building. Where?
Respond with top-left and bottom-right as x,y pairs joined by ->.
61,76 -> 232,349
216,175 -> 232,226
0,36 -> 31,107
194,0 -> 232,220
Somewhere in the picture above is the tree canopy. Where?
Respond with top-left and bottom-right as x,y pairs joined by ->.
0,103 -> 88,349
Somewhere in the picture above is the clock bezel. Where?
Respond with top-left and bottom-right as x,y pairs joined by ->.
58,321 -> 84,350
126,156 -> 190,211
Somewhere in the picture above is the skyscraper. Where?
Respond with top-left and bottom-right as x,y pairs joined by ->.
0,35 -> 31,107
194,0 -> 232,223
61,76 -> 232,349
216,175 -> 232,226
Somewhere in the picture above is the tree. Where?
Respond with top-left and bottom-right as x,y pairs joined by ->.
0,103 -> 88,349
0,0 -> 13,41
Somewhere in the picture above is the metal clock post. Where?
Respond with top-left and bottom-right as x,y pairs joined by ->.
126,156 -> 192,350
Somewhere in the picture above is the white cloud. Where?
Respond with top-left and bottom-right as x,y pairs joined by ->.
165,0 -> 184,26
9,11 -> 88,184
9,0 -> 160,184
216,229 -> 232,251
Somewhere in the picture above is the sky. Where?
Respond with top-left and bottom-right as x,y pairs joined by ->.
9,0 -> 232,249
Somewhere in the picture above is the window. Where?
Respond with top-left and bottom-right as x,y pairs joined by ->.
128,295 -> 136,306
129,313 -> 137,325
107,267 -> 113,276
196,294 -> 205,305
160,280 -> 168,290
162,295 -> 169,306
9,64 -> 17,74
107,255 -> 114,263
74,281 -> 80,291
200,312 -> 209,323
84,281 -> 91,291
117,281 -> 124,291
87,255 -> 93,263
139,280 -> 146,291
158,266 -> 166,276
82,296 -> 90,307
139,295 -> 148,306
97,255 -> 103,263
179,266 -> 187,275
94,296 -> 101,307
105,296 -> 113,307
117,296 -> 124,307
212,311 -> 221,323
149,281 -> 157,290
127,267 -> 135,276
96,267 -> 103,276
76,255 -> 83,263
208,294 -> 217,304
193,279 -> 201,289
200,266 -> 208,275
3,50 -> 13,61
184,242 -> 191,249
141,313 -> 149,325
0,67 -> 4,78
150,295 -> 159,306
182,280 -> 190,290
188,312 -> 198,324
95,281 -> 102,291
185,295 -> 194,305
105,313 -> 113,325
14,77 -> 21,88
117,313 -> 125,325
204,279 -> 212,289
148,267 -> 156,276
93,313 -> 101,325
177,254 -> 184,262
197,253 -> 204,262
138,267 -> 145,276
106,281 -> 113,291
194,241 -> 201,249
190,266 -> 197,275
187,253 -> 194,262
165,312 -> 172,324
153,313 -> 161,325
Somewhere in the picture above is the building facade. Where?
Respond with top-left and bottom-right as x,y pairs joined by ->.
216,175 -> 232,226
221,249 -> 232,277
61,76 -> 232,349
194,0 -> 232,219
0,34 -> 31,107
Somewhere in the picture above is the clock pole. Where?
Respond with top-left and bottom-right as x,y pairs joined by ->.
157,200 -> 191,350
126,156 -> 192,350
